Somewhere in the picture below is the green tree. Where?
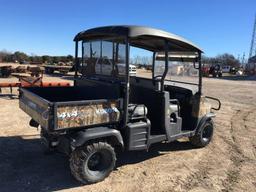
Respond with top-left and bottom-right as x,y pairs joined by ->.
66,55 -> 74,62
52,56 -> 59,64
42,55 -> 54,63
202,54 -> 240,67
13,51 -> 29,62
216,53 -> 240,67
0,50 -> 12,62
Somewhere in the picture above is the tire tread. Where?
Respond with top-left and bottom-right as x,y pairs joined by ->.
70,142 -> 116,184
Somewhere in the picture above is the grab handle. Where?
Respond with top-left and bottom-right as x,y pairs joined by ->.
205,96 -> 221,110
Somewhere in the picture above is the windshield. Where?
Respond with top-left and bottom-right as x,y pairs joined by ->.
154,52 -> 199,85
80,40 -> 126,79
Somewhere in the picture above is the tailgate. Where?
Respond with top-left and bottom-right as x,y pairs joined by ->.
19,88 -> 52,129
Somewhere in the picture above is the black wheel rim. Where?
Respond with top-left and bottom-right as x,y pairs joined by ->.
86,150 -> 112,177
202,125 -> 213,142
88,153 -> 102,171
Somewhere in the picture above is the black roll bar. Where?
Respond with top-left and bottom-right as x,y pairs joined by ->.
123,36 -> 130,127
198,51 -> 202,94
74,41 -> 79,80
152,52 -> 156,80
161,40 -> 169,91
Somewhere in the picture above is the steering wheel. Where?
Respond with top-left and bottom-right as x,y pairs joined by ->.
153,75 -> 163,81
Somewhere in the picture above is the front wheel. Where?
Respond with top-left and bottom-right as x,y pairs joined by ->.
189,121 -> 214,147
70,142 -> 116,184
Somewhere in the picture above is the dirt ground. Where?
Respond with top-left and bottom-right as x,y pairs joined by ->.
0,72 -> 255,192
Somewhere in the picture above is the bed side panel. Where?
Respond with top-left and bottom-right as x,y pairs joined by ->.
55,99 -> 121,130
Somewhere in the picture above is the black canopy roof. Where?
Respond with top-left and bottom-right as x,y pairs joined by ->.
74,25 -> 203,53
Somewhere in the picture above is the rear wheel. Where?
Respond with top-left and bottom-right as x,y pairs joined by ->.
70,142 -> 116,184
189,121 -> 214,147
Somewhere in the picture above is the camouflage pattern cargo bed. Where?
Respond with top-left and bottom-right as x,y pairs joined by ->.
19,87 -> 121,131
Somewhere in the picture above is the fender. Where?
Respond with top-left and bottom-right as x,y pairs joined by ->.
195,112 -> 215,134
69,127 -> 124,148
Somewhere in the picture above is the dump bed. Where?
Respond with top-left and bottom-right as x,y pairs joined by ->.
19,86 -> 121,131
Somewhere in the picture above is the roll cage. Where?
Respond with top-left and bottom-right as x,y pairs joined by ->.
73,25 -> 203,126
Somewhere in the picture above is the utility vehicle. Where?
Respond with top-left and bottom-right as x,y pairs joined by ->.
202,64 -> 222,77
209,64 -> 222,77
19,25 -> 221,184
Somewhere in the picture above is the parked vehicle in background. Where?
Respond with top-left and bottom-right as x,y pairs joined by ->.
236,69 -> 243,76
221,66 -> 231,73
88,58 -> 136,76
129,64 -> 137,75
202,65 -> 210,77
202,64 -> 222,77
209,64 -> 222,77
229,67 -> 237,74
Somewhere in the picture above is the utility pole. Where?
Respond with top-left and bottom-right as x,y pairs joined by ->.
249,14 -> 256,59
241,52 -> 245,65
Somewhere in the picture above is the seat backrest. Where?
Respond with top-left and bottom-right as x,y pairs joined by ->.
130,85 -> 167,135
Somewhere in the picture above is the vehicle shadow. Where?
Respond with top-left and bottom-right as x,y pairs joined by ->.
218,75 -> 256,81
0,136 -> 195,192
116,140 -> 195,167
0,136 -> 80,192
